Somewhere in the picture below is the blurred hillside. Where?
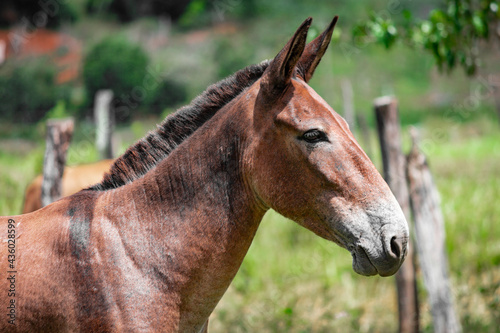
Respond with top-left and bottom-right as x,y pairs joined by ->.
0,0 -> 497,125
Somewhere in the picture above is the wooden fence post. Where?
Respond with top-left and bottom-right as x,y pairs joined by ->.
356,113 -> 373,159
341,78 -> 356,131
0,40 -> 5,65
407,128 -> 461,333
374,96 -> 419,333
487,74 -> 500,125
94,89 -> 114,159
41,118 -> 74,207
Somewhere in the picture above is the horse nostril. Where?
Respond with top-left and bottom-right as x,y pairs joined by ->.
390,236 -> 402,259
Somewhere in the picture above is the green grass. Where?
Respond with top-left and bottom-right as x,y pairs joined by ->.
210,210 -> 400,333
1,0 -> 498,330
210,116 -> 500,332
0,149 -> 39,215
426,117 -> 500,332
0,119 -> 143,216
2,116 -> 498,332
1,8 -> 499,330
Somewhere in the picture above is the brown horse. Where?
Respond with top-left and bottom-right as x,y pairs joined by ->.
1,17 -> 408,332
22,159 -> 115,214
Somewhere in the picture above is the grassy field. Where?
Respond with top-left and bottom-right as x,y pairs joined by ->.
0,114 -> 498,332
207,116 -> 500,333
1,4 -> 499,330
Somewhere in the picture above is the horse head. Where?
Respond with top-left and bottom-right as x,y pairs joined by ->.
247,17 -> 409,277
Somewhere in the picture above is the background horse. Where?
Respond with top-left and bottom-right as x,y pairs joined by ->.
1,17 -> 408,332
22,159 -> 115,214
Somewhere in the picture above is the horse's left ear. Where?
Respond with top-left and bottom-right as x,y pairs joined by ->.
260,17 -> 312,96
297,16 -> 338,82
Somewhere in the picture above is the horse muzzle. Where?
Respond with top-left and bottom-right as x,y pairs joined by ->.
350,226 -> 409,277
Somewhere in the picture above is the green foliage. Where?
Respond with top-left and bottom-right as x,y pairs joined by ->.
85,0 -> 117,17
49,1 -> 81,28
44,100 -> 71,120
353,13 -> 399,49
178,0 -> 208,28
353,0 -> 500,75
0,0 -> 79,28
85,0 -> 191,22
82,36 -> 149,120
178,0 -> 258,29
0,58 -> 70,123
82,35 -> 187,120
145,78 -> 188,115
1,117 -> 499,331
213,37 -> 256,80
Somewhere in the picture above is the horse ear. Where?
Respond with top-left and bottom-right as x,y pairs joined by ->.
260,17 -> 312,95
297,16 -> 338,82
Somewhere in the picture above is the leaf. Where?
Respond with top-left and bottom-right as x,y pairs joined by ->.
472,12 -> 487,37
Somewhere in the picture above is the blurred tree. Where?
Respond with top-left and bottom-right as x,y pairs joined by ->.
179,0 -> 258,28
0,0 -> 79,28
353,0 -> 500,76
83,36 -> 149,122
146,78 -> 188,115
0,57 -> 70,123
86,0 -> 192,22
213,37 -> 256,79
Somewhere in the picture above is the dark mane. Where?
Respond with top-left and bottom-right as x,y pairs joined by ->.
88,60 -> 270,191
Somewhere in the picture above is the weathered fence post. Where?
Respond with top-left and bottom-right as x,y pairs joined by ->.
41,118 -> 74,207
0,40 -> 6,65
356,113 -> 373,159
488,74 -> 500,125
374,96 -> 419,333
407,128 -> 461,333
94,89 -> 114,159
341,78 -> 356,131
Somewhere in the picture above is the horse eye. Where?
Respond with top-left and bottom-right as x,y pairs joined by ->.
300,129 -> 328,143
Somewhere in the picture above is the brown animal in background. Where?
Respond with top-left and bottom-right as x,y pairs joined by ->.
22,159 -> 114,214
1,17 -> 408,332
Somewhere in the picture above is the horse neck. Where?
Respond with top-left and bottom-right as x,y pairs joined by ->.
105,97 -> 266,325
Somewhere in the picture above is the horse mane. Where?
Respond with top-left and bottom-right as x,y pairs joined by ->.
88,60 -> 270,191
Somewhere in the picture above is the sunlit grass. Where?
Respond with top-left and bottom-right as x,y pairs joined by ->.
210,210 -> 399,332
0,116 -> 498,331
211,116 -> 500,332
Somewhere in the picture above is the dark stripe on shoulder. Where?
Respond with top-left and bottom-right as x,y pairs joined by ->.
67,191 -> 112,332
